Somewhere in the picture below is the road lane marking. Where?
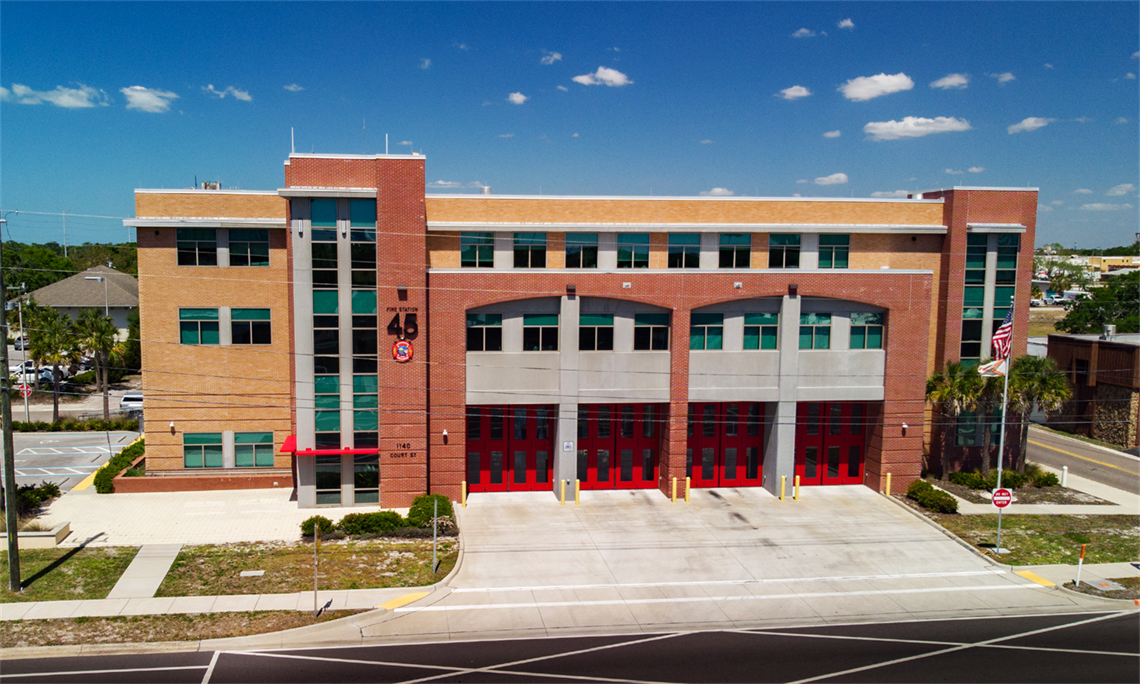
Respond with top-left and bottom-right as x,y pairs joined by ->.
1,665 -> 208,679
1029,440 -> 1138,474
1014,570 -> 1056,587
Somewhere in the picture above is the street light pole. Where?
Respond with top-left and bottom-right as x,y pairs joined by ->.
6,284 -> 29,422
1,210 -> 22,592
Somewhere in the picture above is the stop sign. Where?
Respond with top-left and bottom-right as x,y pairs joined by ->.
992,488 -> 1013,508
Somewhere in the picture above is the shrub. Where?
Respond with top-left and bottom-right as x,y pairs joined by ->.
948,471 -> 987,490
13,417 -> 138,433
72,370 -> 96,384
337,511 -> 406,536
907,479 -> 958,514
986,471 -> 1027,490
907,479 -> 934,499
94,438 -> 145,493
407,494 -> 454,528
1033,472 -> 1060,488
300,515 -> 334,537
9,481 -> 61,516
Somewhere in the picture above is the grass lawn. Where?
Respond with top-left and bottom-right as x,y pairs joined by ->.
0,547 -> 138,603
156,537 -> 458,597
1027,308 -> 1067,337
0,610 -> 365,649
923,512 -> 1139,566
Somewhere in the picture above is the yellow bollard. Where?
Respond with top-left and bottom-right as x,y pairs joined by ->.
780,475 -> 786,501
575,479 -> 580,505
461,480 -> 467,508
560,479 -> 566,506
685,476 -> 691,503
885,472 -> 892,497
794,475 -> 800,501
672,477 -> 677,503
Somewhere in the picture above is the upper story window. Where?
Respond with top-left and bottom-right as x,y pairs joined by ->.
232,308 -> 272,345
466,313 -> 502,351
719,234 -> 750,268
310,199 -> 338,242
514,233 -> 547,268
179,308 -> 219,345
349,199 -> 377,242
769,234 -> 801,269
996,234 -> 1019,284
819,235 -> 850,269
668,234 -> 700,268
850,313 -> 884,349
744,313 -> 778,350
351,243 -> 377,288
965,234 -> 987,284
634,313 -> 669,351
690,313 -> 724,350
799,313 -> 831,350
461,232 -> 494,268
229,229 -> 269,267
617,234 -> 650,269
579,314 -> 614,351
313,374 -> 340,450
311,242 -> 338,288
176,229 -> 218,266
566,233 -> 598,268
522,314 -> 558,351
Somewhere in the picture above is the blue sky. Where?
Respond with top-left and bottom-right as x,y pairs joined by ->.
1,2 -> 1137,248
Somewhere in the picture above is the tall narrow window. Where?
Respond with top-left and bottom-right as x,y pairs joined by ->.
579,314 -> 614,351
354,455 -> 380,503
461,232 -> 494,268
522,314 -> 558,351
353,374 -> 379,449
314,374 -> 341,449
634,313 -> 669,350
743,313 -> 778,350
667,234 -> 700,268
850,313 -> 884,349
819,235 -> 850,269
689,313 -> 724,350
768,234 -> 801,269
349,199 -> 377,242
719,234 -> 750,268
617,234 -> 650,268
466,313 -> 502,351
229,229 -> 269,267
799,313 -> 832,350
310,199 -> 338,242
565,233 -> 598,268
179,308 -> 219,345
315,455 -> 342,505
513,233 -> 547,268
995,234 -> 1019,285
176,229 -> 218,266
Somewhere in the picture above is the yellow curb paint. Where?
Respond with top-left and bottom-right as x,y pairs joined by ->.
1014,570 -> 1056,587
71,472 -> 98,491
1028,440 -> 1137,474
75,434 -> 146,491
378,592 -> 429,610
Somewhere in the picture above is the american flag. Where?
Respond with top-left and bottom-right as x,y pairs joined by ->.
992,307 -> 1014,360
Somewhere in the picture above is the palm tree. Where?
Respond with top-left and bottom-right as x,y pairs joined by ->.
926,361 -> 983,479
1007,355 -> 1072,473
974,360 -> 1004,479
75,308 -> 118,420
32,309 -> 79,423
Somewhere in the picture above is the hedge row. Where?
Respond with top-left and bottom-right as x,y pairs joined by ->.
947,469 -> 1057,490
301,494 -> 457,539
94,438 -> 146,494
907,480 -> 959,514
13,418 -> 139,433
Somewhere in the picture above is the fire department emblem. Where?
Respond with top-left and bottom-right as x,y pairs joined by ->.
392,340 -> 414,363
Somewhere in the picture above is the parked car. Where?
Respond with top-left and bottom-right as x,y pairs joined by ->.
8,360 -> 34,376
119,391 -> 143,411
1029,297 -> 1045,307
12,337 -> 28,350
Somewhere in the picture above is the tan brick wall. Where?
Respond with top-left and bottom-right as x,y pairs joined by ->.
649,233 -> 668,269
752,234 -> 769,269
135,192 -> 286,219
546,233 -> 566,269
427,233 -> 461,269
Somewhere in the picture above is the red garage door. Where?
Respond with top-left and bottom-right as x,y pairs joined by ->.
686,402 -> 764,488
795,402 -> 867,485
466,405 -> 555,492
576,404 -> 662,490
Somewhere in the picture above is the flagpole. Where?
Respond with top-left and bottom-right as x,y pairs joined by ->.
981,305 -> 1014,555
995,355 -> 1010,554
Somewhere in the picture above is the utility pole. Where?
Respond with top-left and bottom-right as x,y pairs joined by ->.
1,211 -> 21,592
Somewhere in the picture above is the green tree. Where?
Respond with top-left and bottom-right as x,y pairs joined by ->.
75,308 -> 119,420
974,362 -> 1004,480
119,308 -> 141,371
1055,271 -> 1139,334
926,361 -> 983,479
29,309 -> 79,423
1,242 -> 75,292
1007,355 -> 1072,473
1033,257 -> 1090,294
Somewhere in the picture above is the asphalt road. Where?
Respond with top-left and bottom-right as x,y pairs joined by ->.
1,611 -> 1136,683
1027,427 -> 1140,495
2,431 -> 139,491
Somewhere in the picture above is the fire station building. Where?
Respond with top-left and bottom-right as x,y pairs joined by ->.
127,154 -> 1035,508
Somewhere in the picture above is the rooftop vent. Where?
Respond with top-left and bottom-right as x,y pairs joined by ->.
481,186 -> 492,195
201,181 -> 221,190
1102,324 -> 1116,340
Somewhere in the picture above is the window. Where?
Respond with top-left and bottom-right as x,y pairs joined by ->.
965,234 -> 987,285
566,233 -> 598,268
183,433 -> 223,468
850,312 -> 884,349
311,242 -> 338,288
461,232 -> 494,268
513,233 -> 547,268
315,454 -> 342,505
354,455 -> 379,504
799,313 -> 831,350
351,244 -> 377,287
819,235 -> 849,269
668,234 -> 700,268
579,314 -> 614,351
719,234 -> 750,268
690,313 -> 724,350
179,308 -> 219,345
351,292 -> 378,374
466,313 -> 502,351
768,234 -> 800,269
231,308 -> 271,345
634,313 -> 669,351
955,411 -> 978,447
314,374 -> 340,449
522,314 -> 558,351
743,313 -> 778,350
617,234 -> 650,269
176,229 -> 217,266
229,229 -> 269,267
310,199 -> 338,242
996,234 -> 1019,285
353,374 -> 379,449
349,199 -> 376,242
235,432 -> 274,467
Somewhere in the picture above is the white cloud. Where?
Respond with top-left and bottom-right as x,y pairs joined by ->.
1073,188 -> 1093,194
1037,204 -> 1053,212
1080,203 -> 1133,211
455,43 -> 469,51
839,72 -> 914,101
1106,183 -> 1135,196
945,169 -> 964,175
420,58 -> 431,70
792,28 -> 816,38
1051,200 -> 1064,205
991,72 -> 1016,84
968,167 -> 985,173
837,18 -> 854,29
120,85 -> 179,112
541,51 -> 562,65
778,85 -> 812,100
572,133 -> 579,137
815,173 -> 848,185
284,83 -> 304,92
1044,63 -> 1054,69
823,130 -> 841,138
572,67 -> 632,87
1134,51 -> 1139,59
1116,117 -> 1130,124
507,92 -> 528,105
871,190 -> 910,198
700,188 -> 735,196
5,82 -> 109,108
1125,73 -> 1137,80
1007,117 -> 1052,134
795,179 -> 809,184
863,116 -> 972,141
557,85 -> 568,92
700,139 -> 714,144
930,73 -> 969,90
426,180 -> 488,190
498,133 -> 514,138
203,85 -> 251,101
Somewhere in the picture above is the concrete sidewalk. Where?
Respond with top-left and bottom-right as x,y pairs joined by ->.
106,544 -> 183,600
947,467 -> 1140,515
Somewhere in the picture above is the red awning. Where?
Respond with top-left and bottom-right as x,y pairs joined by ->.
280,435 -> 297,453
279,435 -> 379,456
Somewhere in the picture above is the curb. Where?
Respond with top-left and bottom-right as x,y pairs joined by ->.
882,492 -> 1011,570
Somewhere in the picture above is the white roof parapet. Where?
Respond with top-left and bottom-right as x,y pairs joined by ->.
134,189 -> 280,195
967,223 -> 1027,233
278,187 -> 379,198
124,217 -> 287,228
427,222 -> 948,234
427,193 -> 945,203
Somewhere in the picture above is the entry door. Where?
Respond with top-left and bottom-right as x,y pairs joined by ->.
687,403 -> 721,487
576,405 -> 615,490
719,403 -> 764,487
796,403 -> 825,485
508,406 -> 554,491
466,407 -> 509,493
614,404 -> 659,489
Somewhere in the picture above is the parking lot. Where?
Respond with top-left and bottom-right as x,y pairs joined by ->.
4,431 -> 140,491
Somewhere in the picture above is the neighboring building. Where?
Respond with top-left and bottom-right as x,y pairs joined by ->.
125,154 -> 1036,507
13,265 -> 138,338
1086,256 -> 1140,273
1047,332 -> 1140,449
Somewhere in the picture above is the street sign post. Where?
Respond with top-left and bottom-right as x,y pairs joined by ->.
992,488 -> 1012,508
17,384 -> 30,399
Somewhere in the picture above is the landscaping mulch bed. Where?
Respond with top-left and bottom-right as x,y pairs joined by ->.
927,477 -> 1112,506
156,537 -> 458,597
0,610 -> 365,649
1064,577 -> 1140,602
1,547 -> 139,603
